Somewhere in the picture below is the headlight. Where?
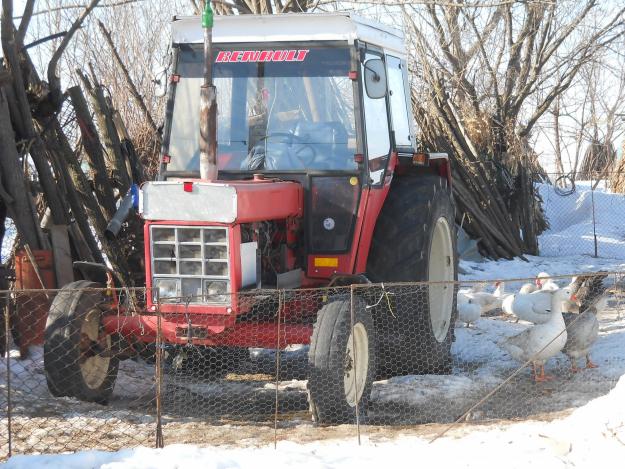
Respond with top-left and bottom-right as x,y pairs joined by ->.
204,280 -> 229,303
154,278 -> 179,303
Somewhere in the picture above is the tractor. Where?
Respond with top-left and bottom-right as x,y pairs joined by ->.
44,12 -> 457,424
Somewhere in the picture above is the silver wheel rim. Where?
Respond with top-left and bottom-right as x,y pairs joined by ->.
343,322 -> 369,407
80,308 -> 111,390
429,217 -> 454,342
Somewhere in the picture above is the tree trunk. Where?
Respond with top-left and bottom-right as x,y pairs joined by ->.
0,89 -> 44,250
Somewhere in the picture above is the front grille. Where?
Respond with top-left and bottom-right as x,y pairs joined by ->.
150,226 -> 230,304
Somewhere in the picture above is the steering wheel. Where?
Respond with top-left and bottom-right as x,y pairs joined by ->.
261,132 -> 318,168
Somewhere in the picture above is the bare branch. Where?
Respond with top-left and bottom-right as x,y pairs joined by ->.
16,0 -> 34,46
47,0 -> 101,106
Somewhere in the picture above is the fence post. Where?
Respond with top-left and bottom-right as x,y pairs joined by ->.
273,290 -> 283,450
350,285 -> 361,445
590,174 -> 598,258
5,293 -> 12,458
155,293 -> 164,449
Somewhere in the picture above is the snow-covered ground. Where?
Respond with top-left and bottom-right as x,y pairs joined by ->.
5,373 -> 625,468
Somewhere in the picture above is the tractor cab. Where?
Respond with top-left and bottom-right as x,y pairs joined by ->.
147,13 -> 421,300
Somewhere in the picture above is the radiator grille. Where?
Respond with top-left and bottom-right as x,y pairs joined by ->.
150,226 -> 230,304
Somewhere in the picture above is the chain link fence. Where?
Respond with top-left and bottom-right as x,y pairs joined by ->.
1,272 -> 625,459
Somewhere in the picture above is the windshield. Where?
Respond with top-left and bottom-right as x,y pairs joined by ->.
166,45 -> 357,173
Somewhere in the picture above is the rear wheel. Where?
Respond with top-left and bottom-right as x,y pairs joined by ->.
308,297 -> 376,424
44,281 -> 119,403
367,175 -> 457,377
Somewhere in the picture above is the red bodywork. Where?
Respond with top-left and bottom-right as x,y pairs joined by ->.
102,155 -> 449,349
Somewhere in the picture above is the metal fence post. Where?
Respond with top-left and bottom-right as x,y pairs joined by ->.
155,292 -> 164,449
273,290 -> 283,450
350,285 -> 361,445
590,175 -> 598,258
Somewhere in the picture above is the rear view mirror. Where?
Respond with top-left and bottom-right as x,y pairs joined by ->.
153,65 -> 168,98
364,59 -> 387,99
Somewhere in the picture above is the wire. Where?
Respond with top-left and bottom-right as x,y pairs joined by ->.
554,173 -> 576,196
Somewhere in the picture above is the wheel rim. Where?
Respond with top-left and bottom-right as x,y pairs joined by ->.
343,322 -> 369,407
428,217 -> 454,342
79,308 -> 111,390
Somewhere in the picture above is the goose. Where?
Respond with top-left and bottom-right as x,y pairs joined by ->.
457,296 -> 481,327
519,282 -> 538,294
502,288 -> 556,324
537,273 -> 578,303
461,290 -> 502,314
562,295 -> 608,372
500,287 -> 571,382
537,272 -> 559,291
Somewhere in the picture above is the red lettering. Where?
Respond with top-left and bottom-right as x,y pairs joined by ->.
215,51 -> 231,63
295,50 -> 309,62
259,50 -> 273,62
216,49 -> 309,63
272,50 -> 288,62
242,51 -> 260,62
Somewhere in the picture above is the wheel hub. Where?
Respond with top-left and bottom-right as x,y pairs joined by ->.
429,217 -> 455,342
80,309 -> 112,390
343,322 -> 369,407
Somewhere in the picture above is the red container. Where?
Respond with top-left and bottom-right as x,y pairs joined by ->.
14,249 -> 57,352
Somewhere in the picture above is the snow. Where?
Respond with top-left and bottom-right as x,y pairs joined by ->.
460,182 -> 625,286
6,373 -> 625,468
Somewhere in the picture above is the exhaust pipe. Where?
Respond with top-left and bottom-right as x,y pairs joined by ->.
105,192 -> 135,239
199,2 -> 218,181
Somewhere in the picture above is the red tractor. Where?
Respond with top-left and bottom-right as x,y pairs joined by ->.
44,12 -> 457,423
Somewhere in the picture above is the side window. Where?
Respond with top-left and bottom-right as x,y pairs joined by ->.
362,53 -> 390,185
386,56 -> 412,148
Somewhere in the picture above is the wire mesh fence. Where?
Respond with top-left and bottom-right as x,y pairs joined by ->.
539,172 -> 625,260
2,272 -> 625,459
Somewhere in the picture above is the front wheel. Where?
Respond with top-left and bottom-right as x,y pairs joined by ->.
44,281 -> 119,403
307,297 -> 376,424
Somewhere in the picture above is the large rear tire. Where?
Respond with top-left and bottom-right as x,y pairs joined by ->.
367,175 -> 457,378
44,280 -> 119,403
308,297 -> 376,424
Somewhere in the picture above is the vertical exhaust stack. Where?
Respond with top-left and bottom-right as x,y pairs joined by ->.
199,2 -> 218,181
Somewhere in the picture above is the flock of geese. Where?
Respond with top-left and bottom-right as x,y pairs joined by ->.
457,273 -> 608,382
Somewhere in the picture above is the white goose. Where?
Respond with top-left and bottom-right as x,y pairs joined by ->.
457,295 -> 481,327
520,282 -> 538,294
500,287 -> 571,382
537,272 -> 559,291
538,273 -> 578,312
502,288 -> 555,324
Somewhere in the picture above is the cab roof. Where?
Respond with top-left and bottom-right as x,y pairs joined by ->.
172,12 -> 406,56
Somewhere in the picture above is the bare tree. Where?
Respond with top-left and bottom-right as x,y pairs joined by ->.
400,0 -> 625,257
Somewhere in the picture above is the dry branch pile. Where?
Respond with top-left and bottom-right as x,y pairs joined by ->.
0,0 -> 160,287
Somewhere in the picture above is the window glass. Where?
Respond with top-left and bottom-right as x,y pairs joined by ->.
387,56 -> 411,147
166,45 -> 357,173
362,53 -> 390,184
